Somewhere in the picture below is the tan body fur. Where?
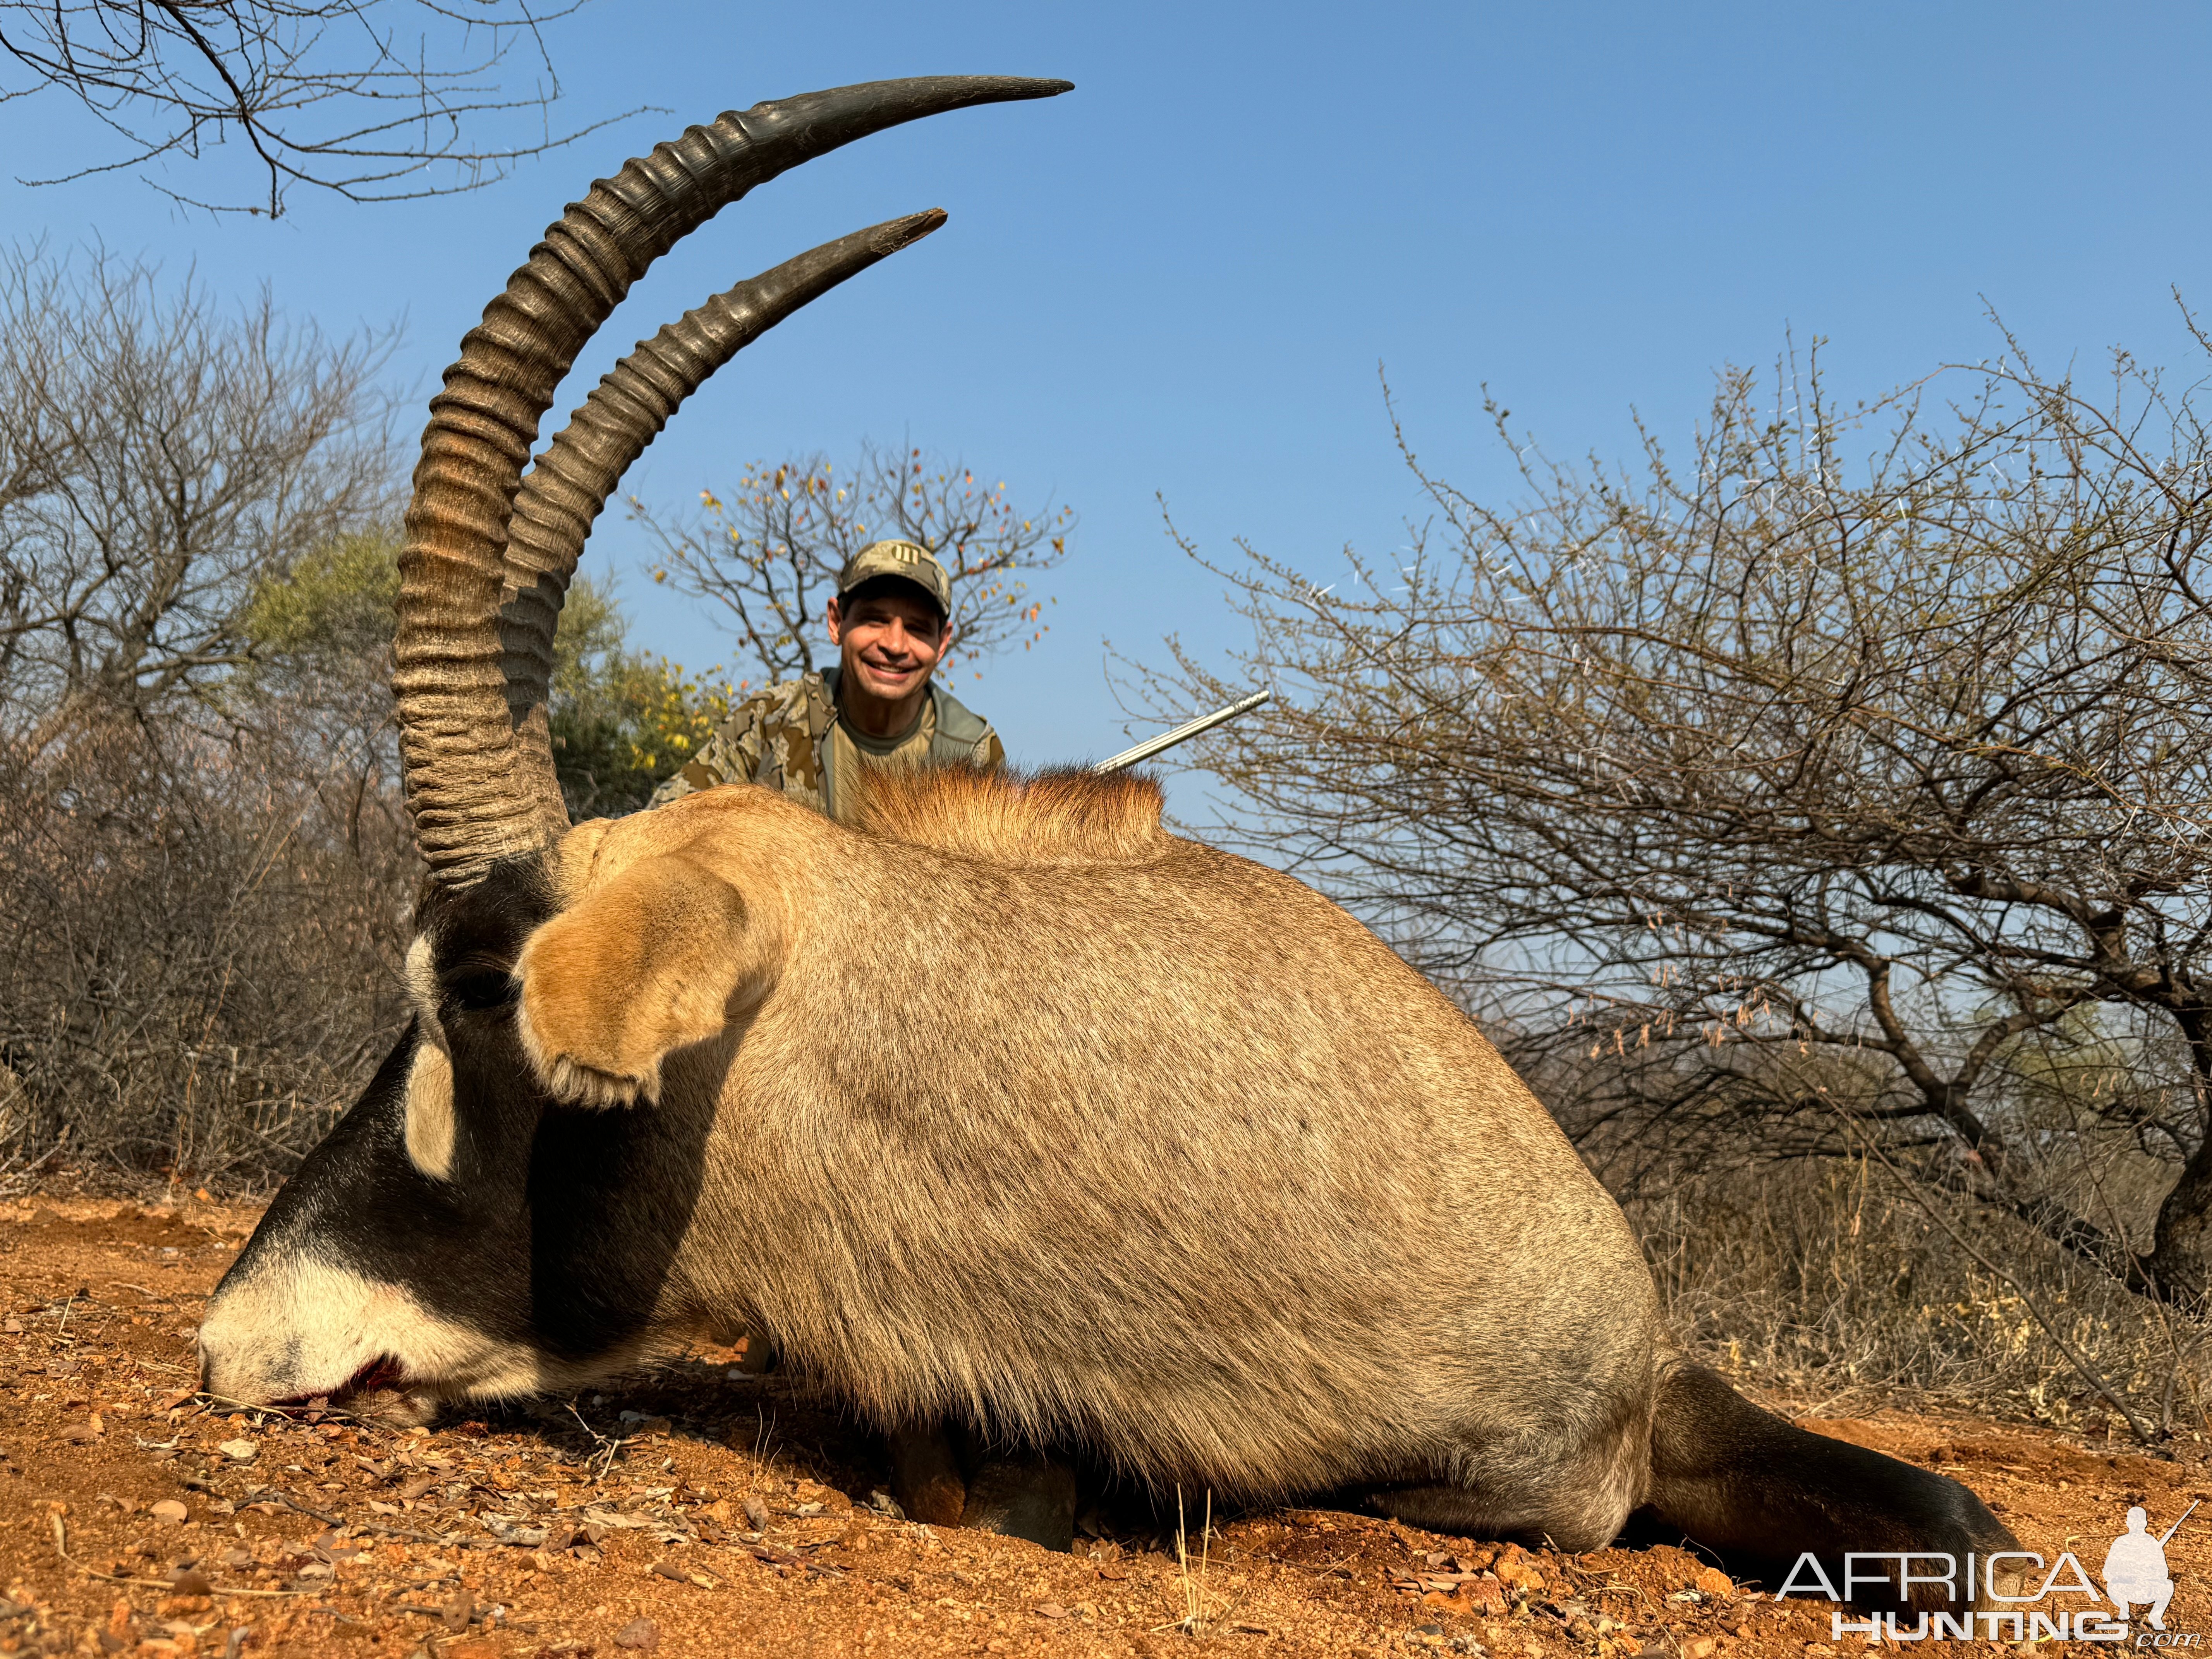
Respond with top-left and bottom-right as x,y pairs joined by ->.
513,771 -> 1666,1544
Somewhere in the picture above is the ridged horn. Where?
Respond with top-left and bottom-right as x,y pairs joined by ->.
497,209 -> 949,831
394,76 -> 1073,883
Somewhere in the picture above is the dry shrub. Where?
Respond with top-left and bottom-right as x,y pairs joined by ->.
1630,1156 -> 2206,1437
0,717 -> 414,1190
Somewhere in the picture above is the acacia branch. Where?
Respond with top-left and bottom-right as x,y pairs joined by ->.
0,0 -> 646,216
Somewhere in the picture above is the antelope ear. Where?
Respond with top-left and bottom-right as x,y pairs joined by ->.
514,852 -> 764,1107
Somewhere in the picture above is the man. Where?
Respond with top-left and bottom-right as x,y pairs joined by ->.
649,538 -> 1002,818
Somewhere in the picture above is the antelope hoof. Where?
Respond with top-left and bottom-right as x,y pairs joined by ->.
888,1423 -> 967,1528
960,1449 -> 1077,1552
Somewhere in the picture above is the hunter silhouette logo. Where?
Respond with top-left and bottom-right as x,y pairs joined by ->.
1774,1499 -> 2198,1644
2106,1501 -> 2193,1631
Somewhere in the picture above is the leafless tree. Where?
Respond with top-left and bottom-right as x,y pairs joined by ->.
0,242 -> 395,740
0,243 -> 409,1185
628,443 -> 1072,693
0,0 -> 638,218
1138,333 -> 2212,1303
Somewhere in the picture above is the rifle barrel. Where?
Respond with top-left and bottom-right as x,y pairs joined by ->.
1094,690 -> 1271,774
2160,1499 -> 2200,1545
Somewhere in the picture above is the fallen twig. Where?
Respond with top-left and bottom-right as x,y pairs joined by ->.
566,1400 -> 636,1483
253,1488 -> 449,1546
50,1512 -> 313,1599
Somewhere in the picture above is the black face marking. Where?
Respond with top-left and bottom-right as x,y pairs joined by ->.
214,854 -> 715,1379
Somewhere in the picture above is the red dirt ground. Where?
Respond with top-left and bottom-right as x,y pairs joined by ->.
1,1196 -> 2205,1657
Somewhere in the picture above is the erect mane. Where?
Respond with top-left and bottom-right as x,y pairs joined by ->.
846,766 -> 1169,865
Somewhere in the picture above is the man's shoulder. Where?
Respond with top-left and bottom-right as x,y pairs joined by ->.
646,673 -> 833,808
927,682 -> 1003,770
930,682 -> 995,743
743,673 -> 828,716
721,673 -> 835,735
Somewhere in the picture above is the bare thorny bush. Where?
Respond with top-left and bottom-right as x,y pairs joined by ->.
0,716 -> 414,1191
0,243 -> 411,1189
1139,329 -> 2212,1433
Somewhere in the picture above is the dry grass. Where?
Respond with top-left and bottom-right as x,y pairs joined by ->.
1164,1488 -> 1220,1637
1628,1156 -> 2209,1439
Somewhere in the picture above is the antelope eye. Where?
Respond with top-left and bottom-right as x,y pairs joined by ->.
443,964 -> 519,1013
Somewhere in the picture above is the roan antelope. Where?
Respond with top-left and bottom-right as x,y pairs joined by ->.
199,77 -> 2015,1608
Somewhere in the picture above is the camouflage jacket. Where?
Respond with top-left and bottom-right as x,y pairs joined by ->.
647,667 -> 1003,821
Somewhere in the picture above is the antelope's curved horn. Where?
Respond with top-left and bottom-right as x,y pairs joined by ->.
496,208 -> 949,829
394,76 -> 1072,883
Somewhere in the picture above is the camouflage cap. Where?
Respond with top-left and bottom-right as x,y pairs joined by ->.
838,539 -> 951,615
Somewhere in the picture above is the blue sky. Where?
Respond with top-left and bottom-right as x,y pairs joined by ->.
5,2 -> 2210,781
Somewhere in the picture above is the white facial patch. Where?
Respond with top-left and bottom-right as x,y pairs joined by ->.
403,1043 -> 457,1181
197,1250 -> 565,1408
403,933 -> 440,1018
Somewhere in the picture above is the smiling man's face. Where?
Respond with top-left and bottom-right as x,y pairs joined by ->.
827,583 -> 951,712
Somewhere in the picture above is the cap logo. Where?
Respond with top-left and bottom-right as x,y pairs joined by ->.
839,538 -> 951,608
